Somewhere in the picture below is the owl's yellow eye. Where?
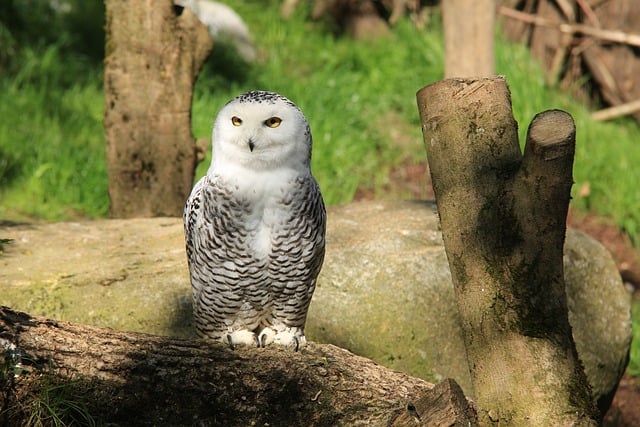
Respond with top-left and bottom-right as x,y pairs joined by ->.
231,116 -> 242,126
264,117 -> 282,128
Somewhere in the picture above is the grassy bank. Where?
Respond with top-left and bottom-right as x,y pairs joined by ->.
1,1 -> 639,242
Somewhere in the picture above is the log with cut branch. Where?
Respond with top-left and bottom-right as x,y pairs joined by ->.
0,306 -> 477,426
416,77 -> 598,425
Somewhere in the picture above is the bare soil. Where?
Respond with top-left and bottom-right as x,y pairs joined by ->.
604,375 -> 640,427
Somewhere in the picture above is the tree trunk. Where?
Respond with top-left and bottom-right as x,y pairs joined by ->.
416,77 -> 598,425
0,307 -> 478,426
442,0 -> 496,78
103,0 -> 213,218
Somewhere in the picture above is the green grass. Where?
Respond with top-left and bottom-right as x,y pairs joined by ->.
0,42 -> 107,220
1,0 -> 638,233
23,381 -> 97,427
1,0 -> 639,238
189,1 -> 444,204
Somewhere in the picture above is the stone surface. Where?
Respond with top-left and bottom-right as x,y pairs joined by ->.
565,230 -> 633,412
306,201 -> 470,390
0,200 -> 631,409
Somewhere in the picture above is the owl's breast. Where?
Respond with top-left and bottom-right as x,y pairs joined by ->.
207,169 -> 315,260
245,183 -> 301,260
251,219 -> 273,259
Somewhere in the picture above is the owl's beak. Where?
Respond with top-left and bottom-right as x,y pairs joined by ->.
248,139 -> 255,152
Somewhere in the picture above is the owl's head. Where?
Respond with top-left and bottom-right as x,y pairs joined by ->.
210,91 -> 313,172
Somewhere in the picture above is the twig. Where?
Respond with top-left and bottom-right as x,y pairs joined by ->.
554,0 -> 575,22
547,0 -> 575,85
575,0 -> 600,27
591,99 -> 640,121
499,6 -> 640,47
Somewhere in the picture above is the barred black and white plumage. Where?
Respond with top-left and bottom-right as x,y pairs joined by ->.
184,91 -> 326,349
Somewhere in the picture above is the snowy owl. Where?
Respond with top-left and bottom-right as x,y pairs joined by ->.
184,91 -> 326,350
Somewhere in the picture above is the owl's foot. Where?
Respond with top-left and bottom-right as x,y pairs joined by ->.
258,327 -> 306,351
225,329 -> 259,349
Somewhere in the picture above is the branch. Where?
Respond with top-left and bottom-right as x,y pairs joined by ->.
499,6 -> 640,47
591,98 -> 640,121
0,307 -> 477,426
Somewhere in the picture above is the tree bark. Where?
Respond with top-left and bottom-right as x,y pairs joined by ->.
103,0 -> 213,218
0,307 -> 478,426
442,0 -> 496,78
416,77 -> 598,425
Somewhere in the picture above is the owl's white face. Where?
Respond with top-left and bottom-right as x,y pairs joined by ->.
210,91 -> 312,173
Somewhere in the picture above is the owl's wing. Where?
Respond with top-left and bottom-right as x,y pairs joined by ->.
301,177 -> 326,281
183,175 -> 206,262
184,175 -> 213,302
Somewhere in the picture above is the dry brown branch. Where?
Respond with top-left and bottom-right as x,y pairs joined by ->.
591,98 -> 640,121
575,0 -> 600,27
554,0 -> 576,21
582,47 -> 624,105
548,0 -> 575,85
499,6 -> 640,47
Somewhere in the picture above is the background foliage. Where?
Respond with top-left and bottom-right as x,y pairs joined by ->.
1,0 -> 639,242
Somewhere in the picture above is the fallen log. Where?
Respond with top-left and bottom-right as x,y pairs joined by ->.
0,306 -> 477,426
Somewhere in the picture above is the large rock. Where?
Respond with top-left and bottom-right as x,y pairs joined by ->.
2,218 -> 194,338
0,200 -> 631,412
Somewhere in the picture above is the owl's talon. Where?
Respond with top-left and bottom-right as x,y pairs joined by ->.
270,328 -> 306,350
258,327 -> 276,347
225,330 -> 259,348
226,334 -> 235,350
